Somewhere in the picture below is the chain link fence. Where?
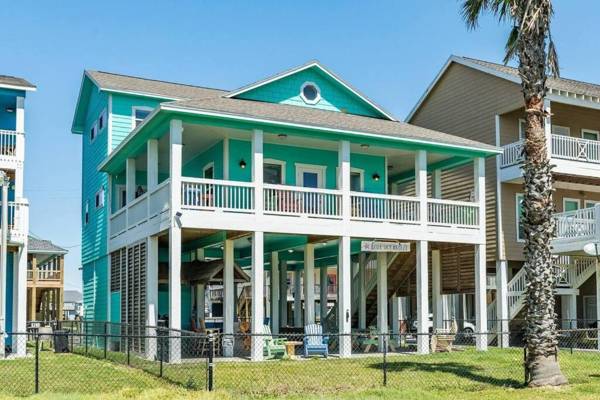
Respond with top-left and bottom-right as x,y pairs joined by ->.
1,326 -> 600,397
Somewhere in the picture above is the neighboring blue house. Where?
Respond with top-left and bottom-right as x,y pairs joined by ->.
72,61 -> 498,361
0,74 -> 35,356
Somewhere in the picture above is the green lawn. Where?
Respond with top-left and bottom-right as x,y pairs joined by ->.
1,347 -> 600,399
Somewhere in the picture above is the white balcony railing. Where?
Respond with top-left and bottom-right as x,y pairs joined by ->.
264,184 -> 342,218
350,192 -> 419,223
0,201 -> 28,242
554,207 -> 597,241
501,134 -> 600,169
0,130 -> 21,161
427,199 -> 479,228
182,178 -> 254,212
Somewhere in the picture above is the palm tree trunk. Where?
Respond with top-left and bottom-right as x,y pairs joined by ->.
521,94 -> 567,386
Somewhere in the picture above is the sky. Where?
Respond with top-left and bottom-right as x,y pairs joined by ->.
1,1 -> 597,292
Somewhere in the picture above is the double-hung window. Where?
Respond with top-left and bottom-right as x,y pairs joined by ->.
133,107 -> 152,128
516,194 -> 525,242
95,186 -> 105,209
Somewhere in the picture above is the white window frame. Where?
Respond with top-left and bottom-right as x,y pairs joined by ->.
551,125 -> 571,136
581,129 -> 600,141
515,193 -> 525,243
585,200 -> 599,209
349,167 -> 364,192
84,200 -> 90,225
90,122 -> 97,142
132,106 -> 153,129
116,184 -> 126,209
300,81 -> 321,105
98,108 -> 107,131
263,159 -> 286,185
95,186 -> 105,209
562,197 -> 581,213
518,118 -> 526,140
202,162 -> 215,179
295,163 -> 326,188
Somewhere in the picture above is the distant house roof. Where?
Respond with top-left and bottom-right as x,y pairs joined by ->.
28,235 -> 68,255
0,75 -> 36,91
63,290 -> 82,303
85,70 -> 226,100
408,55 -> 600,121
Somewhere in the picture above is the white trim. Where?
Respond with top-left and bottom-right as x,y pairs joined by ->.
95,186 -> 105,209
351,168 -> 364,191
99,102 -> 501,173
202,162 -> 215,179
562,197 -> 581,212
225,61 -> 397,121
584,199 -> 599,209
300,81 -> 321,105
518,118 -> 526,140
515,193 -> 524,243
582,129 -> 600,141
108,94 -> 113,153
84,200 -> 90,225
0,83 -> 36,92
295,163 -> 326,188
263,158 -> 286,184
132,106 -> 154,130
98,108 -> 107,132
116,184 -> 127,209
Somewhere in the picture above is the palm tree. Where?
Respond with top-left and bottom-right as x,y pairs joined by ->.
461,0 -> 567,387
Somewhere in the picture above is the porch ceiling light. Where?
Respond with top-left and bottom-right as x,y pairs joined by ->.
4,106 -> 14,113
239,159 -> 247,169
288,249 -> 294,253
372,173 -> 380,181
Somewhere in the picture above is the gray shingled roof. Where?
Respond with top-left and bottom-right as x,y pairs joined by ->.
0,75 -> 36,90
28,235 -> 68,254
463,57 -> 600,99
165,96 -> 499,152
64,290 -> 82,303
86,70 -> 225,100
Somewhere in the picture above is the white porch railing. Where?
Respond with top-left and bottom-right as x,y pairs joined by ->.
500,139 -> 524,167
427,199 -> 479,228
149,179 -> 170,217
127,192 -> 148,227
554,207 -> 597,240
552,134 -> 600,163
182,178 -> 254,212
263,184 -> 341,218
350,192 -> 419,223
0,130 -> 19,158
0,201 -> 28,242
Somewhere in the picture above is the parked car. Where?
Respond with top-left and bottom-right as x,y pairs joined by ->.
410,314 -> 475,334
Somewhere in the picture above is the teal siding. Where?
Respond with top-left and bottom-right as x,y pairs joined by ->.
227,139 -> 385,193
236,67 -> 382,118
182,141 -> 224,179
0,89 -> 25,130
81,257 -> 108,321
110,95 -> 161,150
110,291 -> 121,323
158,283 -> 192,330
5,252 -> 14,334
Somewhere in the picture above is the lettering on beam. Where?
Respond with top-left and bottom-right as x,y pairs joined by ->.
360,241 -> 410,253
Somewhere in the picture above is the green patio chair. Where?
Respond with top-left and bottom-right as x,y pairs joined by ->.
360,326 -> 380,353
262,325 -> 287,359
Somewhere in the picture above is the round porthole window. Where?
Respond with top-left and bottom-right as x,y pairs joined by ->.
300,82 -> 320,104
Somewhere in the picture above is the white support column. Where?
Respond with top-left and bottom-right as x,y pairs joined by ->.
338,140 -> 351,220
168,119 -> 183,363
146,235 -> 159,359
474,157 -> 488,351
147,139 -> 159,191
252,129 -> 263,216
496,260 -> 509,348
416,240 -> 429,354
126,158 -> 136,204
390,295 -> 399,342
223,136 -> 230,180
196,284 -> 206,322
14,97 -> 25,198
377,252 -> 388,351
544,98 -> 552,155
596,261 -> 600,350
250,231 -> 264,361
475,245 -> 488,351
303,244 -> 315,325
270,252 -> 280,334
358,253 -> 367,330
415,150 -> 427,227
13,243 -> 27,356
432,249 -> 443,329
338,236 -> 352,357
223,239 -> 235,357
569,294 -> 577,330
279,259 -> 288,327
320,266 -> 328,324
293,270 -> 302,327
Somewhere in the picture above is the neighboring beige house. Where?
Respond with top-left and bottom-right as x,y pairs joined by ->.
408,56 -> 600,341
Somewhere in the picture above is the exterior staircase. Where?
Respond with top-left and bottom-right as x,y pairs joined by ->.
487,256 -> 597,340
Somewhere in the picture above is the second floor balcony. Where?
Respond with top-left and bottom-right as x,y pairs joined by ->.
0,129 -> 24,167
0,200 -> 28,245
553,204 -> 600,254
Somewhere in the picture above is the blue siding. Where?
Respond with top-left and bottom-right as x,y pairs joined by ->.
111,95 -> 161,150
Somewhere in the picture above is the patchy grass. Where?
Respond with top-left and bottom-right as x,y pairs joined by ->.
2,346 -> 600,399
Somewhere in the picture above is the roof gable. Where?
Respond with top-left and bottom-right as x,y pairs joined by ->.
228,62 -> 395,120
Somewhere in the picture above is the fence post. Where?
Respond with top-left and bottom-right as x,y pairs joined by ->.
523,346 -> 528,385
159,334 -> 164,378
85,322 -> 89,354
103,322 -> 108,359
208,334 -> 214,391
383,335 -> 388,387
127,334 -> 131,366
34,334 -> 40,394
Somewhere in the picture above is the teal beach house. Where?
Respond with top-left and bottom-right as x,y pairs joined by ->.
72,61 -> 499,361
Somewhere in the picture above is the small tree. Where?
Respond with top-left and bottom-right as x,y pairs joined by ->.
462,0 -> 567,386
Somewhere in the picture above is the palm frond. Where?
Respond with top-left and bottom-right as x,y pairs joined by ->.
547,36 -> 560,78
503,25 -> 519,64
461,0 -> 489,29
